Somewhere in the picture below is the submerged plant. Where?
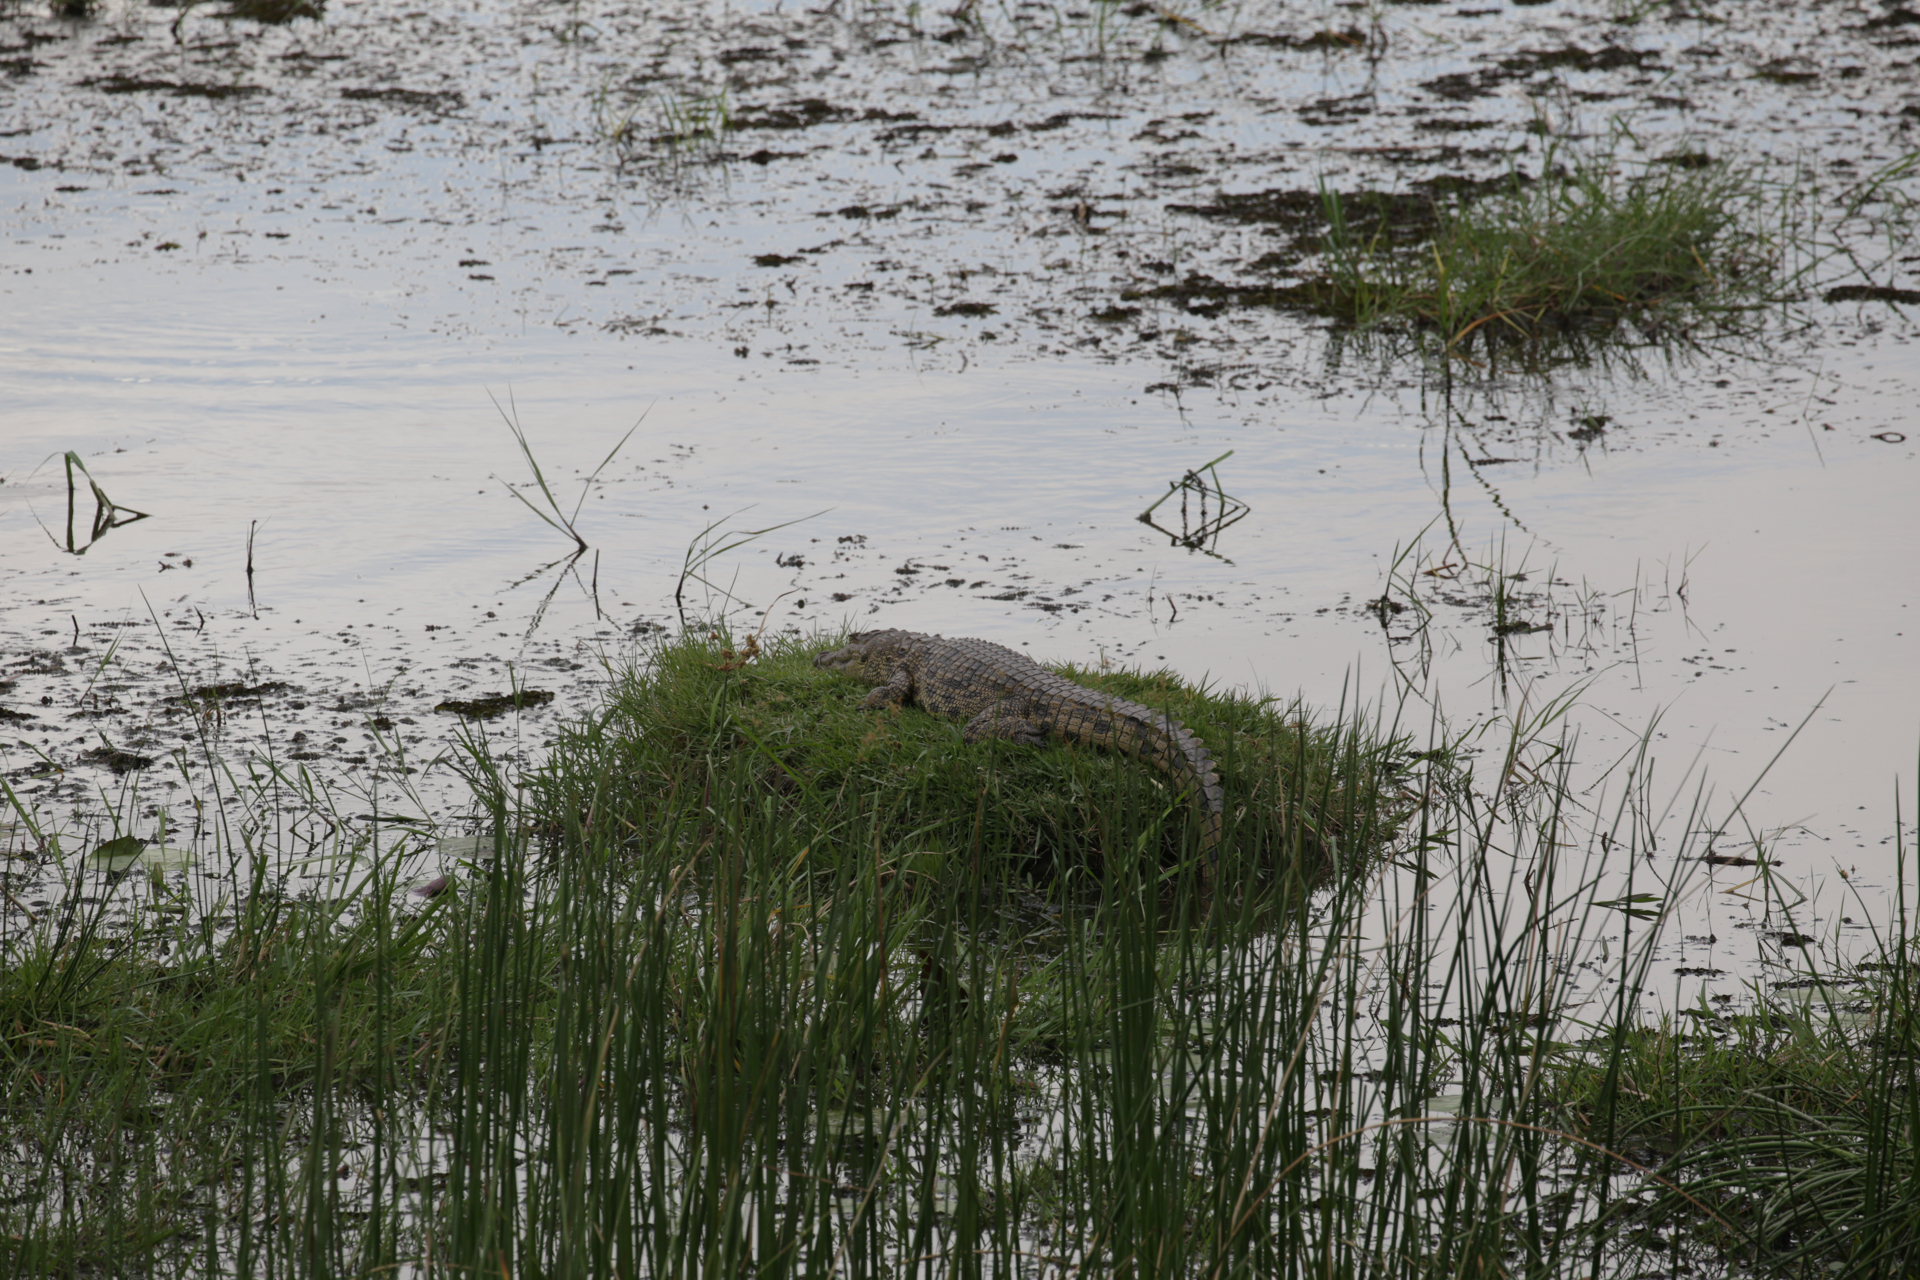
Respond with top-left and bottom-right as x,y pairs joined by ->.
593,75 -> 732,164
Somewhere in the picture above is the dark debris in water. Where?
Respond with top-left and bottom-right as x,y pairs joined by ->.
340,85 -> 464,114
1566,414 -> 1610,443
1497,45 -> 1662,76
82,76 -> 264,99
80,745 -> 156,774
1222,27 -> 1367,53
0,0 -> 1904,387
222,0 -> 325,22
164,680 -> 294,705
433,689 -> 556,720
1823,284 -> 1920,304
1123,272 -> 1336,319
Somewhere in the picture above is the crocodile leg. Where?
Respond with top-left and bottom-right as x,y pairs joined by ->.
860,664 -> 917,710
961,704 -> 1047,747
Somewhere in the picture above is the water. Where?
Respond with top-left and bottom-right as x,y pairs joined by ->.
2,0 -> 1917,995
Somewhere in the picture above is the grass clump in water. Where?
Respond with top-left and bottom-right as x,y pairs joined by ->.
1550,954 -> 1920,1275
1312,134 -> 1774,352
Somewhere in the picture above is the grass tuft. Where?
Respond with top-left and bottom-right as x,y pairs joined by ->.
1312,136 -> 1772,351
1551,957 -> 1920,1274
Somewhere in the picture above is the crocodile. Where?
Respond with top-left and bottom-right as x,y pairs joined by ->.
813,629 -> 1224,852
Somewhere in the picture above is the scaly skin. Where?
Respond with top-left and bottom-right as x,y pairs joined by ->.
813,629 -> 1224,851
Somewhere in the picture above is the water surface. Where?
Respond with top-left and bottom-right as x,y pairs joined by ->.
3,0 -> 1917,994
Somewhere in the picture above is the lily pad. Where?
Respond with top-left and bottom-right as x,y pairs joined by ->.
140,844 -> 198,870
87,835 -> 147,872
437,835 -> 498,861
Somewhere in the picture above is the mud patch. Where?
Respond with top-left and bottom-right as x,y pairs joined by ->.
340,86 -> 463,113
83,76 -> 263,98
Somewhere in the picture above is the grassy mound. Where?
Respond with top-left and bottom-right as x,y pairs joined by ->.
589,631 -> 1414,885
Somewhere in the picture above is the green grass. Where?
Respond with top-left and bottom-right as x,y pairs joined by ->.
1310,138 -> 1772,352
1550,958 -> 1920,1275
0,840 -> 455,1275
2,629 -> 1914,1277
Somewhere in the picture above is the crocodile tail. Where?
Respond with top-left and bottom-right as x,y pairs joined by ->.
1159,716 -> 1225,852
1075,693 -> 1224,852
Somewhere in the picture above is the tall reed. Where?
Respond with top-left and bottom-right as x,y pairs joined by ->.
4,632 -> 1909,1276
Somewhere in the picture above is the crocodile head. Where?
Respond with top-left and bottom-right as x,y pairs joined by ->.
812,629 -> 918,680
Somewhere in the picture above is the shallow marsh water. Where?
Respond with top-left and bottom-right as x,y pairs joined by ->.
1,0 -> 1917,1004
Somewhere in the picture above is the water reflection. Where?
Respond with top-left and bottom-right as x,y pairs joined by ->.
1136,450 -> 1249,560
34,451 -> 149,557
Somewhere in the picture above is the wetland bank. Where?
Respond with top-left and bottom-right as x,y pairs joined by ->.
4,0 -> 1920,1274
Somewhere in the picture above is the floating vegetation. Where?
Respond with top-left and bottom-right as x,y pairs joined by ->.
223,0 -> 325,23
83,834 -> 146,872
162,680 -> 293,706
436,834 -> 496,861
83,836 -> 196,873
1824,283 -> 1920,305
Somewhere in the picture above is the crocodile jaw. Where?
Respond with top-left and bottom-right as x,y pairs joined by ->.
811,629 -> 910,680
